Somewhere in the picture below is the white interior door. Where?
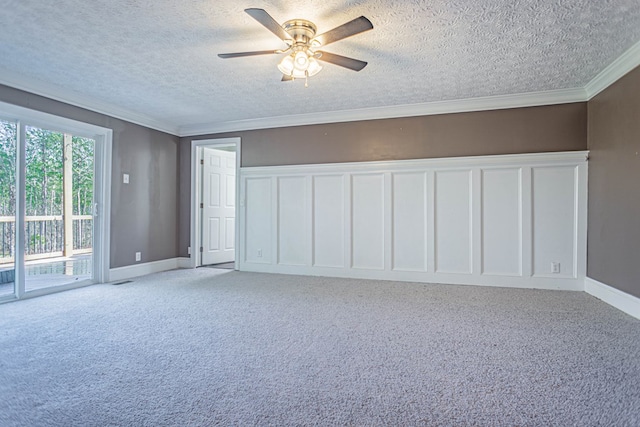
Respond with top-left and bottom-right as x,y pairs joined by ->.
201,147 -> 236,265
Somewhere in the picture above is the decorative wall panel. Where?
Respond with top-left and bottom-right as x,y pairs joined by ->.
482,168 -> 521,276
244,177 -> 272,264
351,174 -> 385,270
392,172 -> 427,272
313,175 -> 345,268
277,176 -> 307,266
532,166 -> 577,278
435,170 -> 472,274
239,152 -> 588,290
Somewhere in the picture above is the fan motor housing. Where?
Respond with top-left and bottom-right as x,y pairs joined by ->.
282,19 -> 317,45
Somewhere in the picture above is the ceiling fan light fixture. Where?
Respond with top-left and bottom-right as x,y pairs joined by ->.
278,52 -> 322,80
219,9 -> 372,84
306,57 -> 322,77
294,51 -> 309,69
277,54 -> 295,75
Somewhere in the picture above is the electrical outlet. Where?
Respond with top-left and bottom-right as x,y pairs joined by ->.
257,249 -> 263,258
123,173 -> 129,184
135,252 -> 141,262
551,262 -> 560,274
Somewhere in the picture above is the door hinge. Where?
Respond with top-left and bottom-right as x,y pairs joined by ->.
200,203 -> 204,208
200,159 -> 204,165
200,247 -> 203,252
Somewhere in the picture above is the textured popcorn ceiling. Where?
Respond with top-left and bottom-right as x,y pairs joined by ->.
0,0 -> 639,134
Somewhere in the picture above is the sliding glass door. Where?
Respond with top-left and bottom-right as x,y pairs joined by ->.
23,126 -> 95,292
0,103 -> 111,302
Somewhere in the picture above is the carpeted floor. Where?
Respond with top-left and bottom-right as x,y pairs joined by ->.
0,269 -> 639,426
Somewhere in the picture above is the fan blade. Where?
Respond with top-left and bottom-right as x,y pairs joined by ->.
317,51 -> 368,71
245,8 -> 292,42
218,50 -> 280,59
281,75 -> 293,81
313,16 -> 373,46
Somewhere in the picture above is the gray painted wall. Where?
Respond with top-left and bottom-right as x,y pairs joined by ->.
587,65 -> 640,298
178,103 -> 587,256
0,85 -> 180,269
0,83 -> 592,276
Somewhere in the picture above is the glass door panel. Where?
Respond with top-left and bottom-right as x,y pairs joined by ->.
0,119 -> 17,298
24,126 -> 94,292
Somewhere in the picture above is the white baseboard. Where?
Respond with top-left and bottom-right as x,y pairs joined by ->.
584,277 -> 640,320
109,258 -> 181,282
177,257 -> 193,269
240,262 -> 585,291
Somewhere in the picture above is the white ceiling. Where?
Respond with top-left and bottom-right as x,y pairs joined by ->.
1,0 -> 639,136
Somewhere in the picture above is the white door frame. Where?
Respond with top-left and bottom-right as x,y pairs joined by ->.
190,137 -> 241,269
0,101 -> 112,301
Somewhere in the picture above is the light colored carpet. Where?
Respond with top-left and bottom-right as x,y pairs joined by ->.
0,269 -> 639,426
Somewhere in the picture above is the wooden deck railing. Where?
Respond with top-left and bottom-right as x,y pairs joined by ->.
0,215 -> 92,264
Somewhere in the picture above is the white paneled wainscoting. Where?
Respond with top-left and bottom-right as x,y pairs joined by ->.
239,151 -> 588,291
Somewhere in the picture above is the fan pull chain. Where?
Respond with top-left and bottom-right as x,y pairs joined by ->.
305,70 -> 309,88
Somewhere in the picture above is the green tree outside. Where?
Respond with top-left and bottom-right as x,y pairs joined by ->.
0,120 -> 94,258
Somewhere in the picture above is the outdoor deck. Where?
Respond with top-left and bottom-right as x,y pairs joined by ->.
1,211 -> 94,298
0,254 -> 92,297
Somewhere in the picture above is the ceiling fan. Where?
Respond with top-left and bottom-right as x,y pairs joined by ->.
218,8 -> 373,86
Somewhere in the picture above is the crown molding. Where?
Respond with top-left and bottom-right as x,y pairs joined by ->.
242,151 -> 590,175
584,39 -> 640,100
178,87 -> 587,136
0,68 -> 179,136
6,36 -> 640,138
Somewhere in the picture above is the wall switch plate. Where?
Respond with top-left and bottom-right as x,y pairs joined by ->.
551,262 -> 560,274
187,246 -> 191,255
123,173 -> 129,184
135,252 -> 141,262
